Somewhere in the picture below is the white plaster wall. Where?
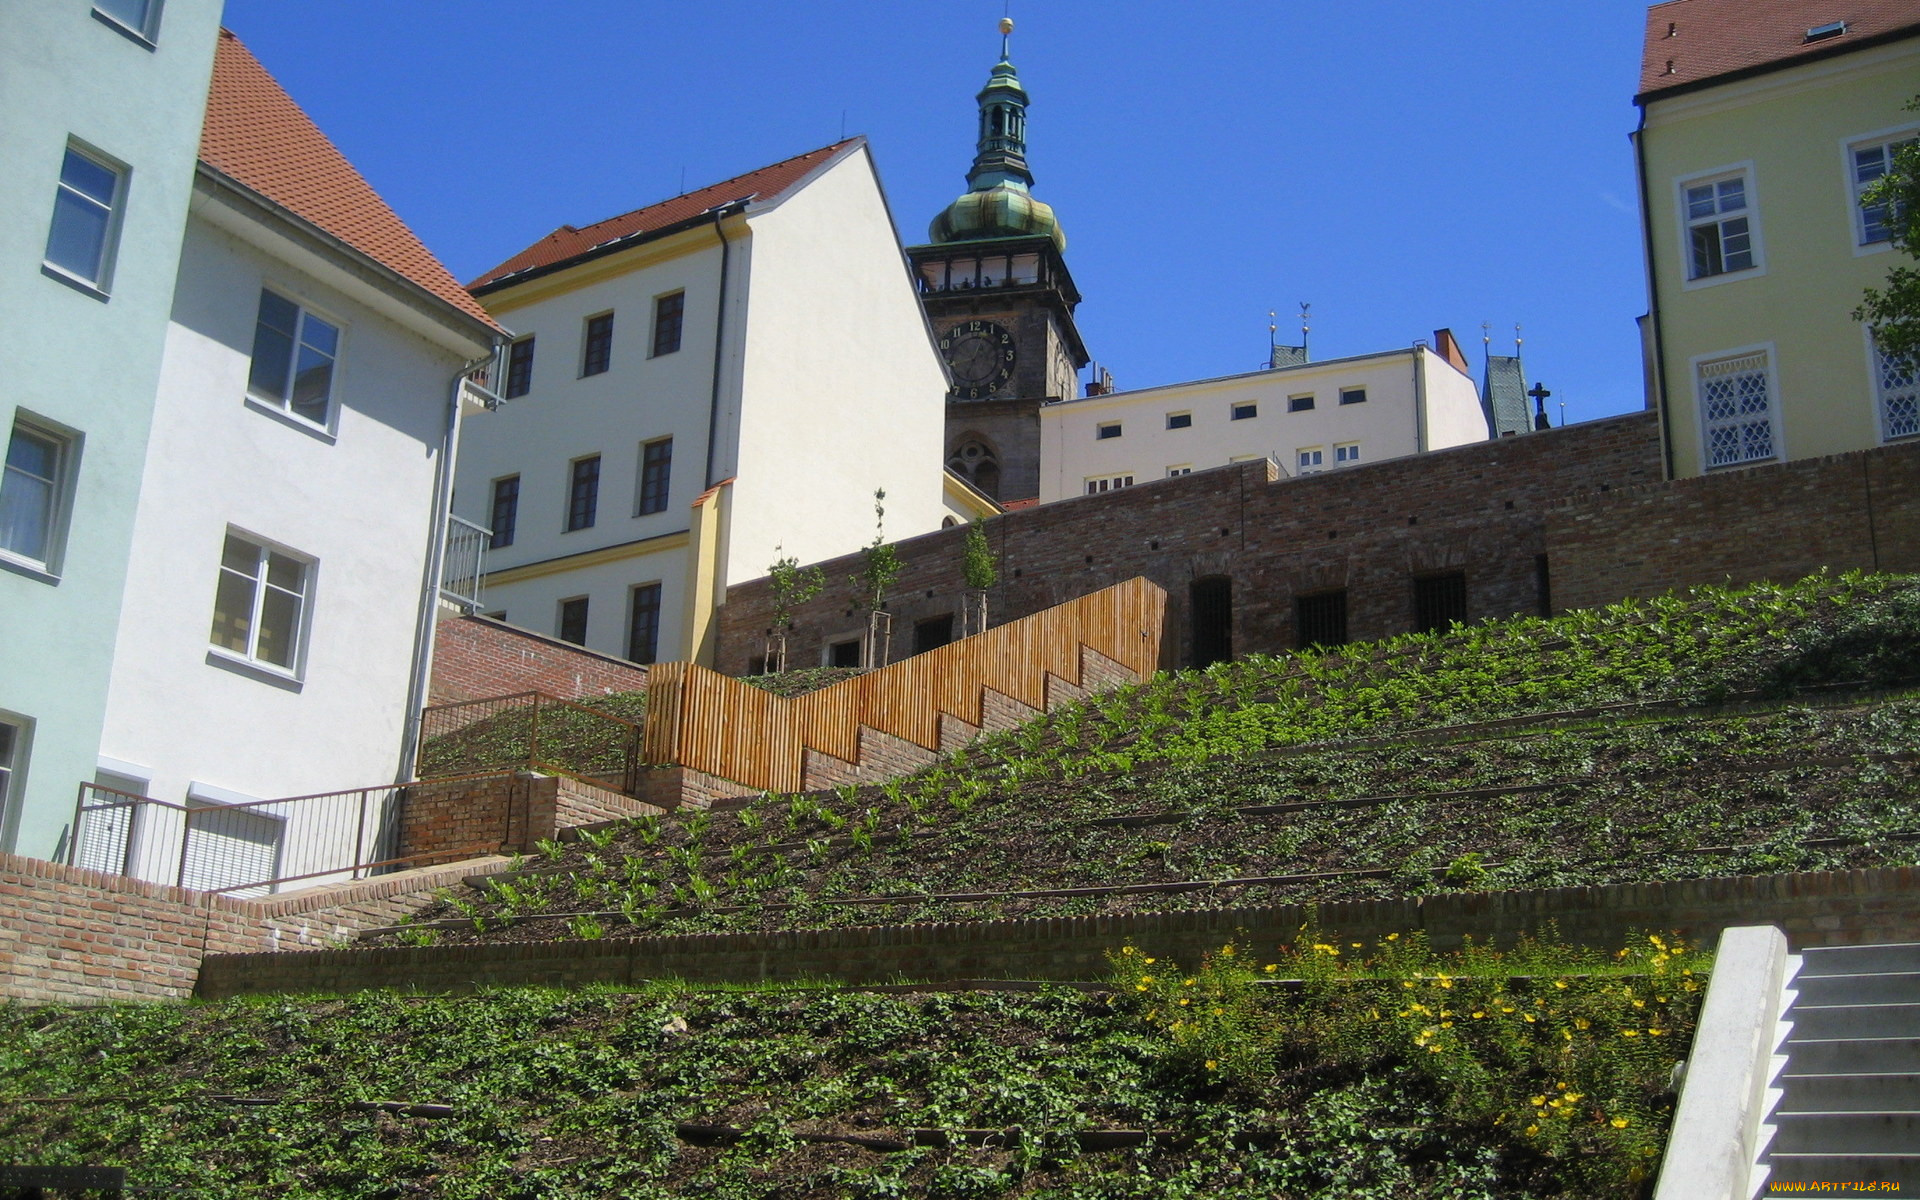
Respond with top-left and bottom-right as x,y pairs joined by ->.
454,230 -> 732,660
478,548 -> 687,664
728,147 -> 949,584
1038,348 -> 1488,502
0,1 -> 222,856
99,215 -> 462,811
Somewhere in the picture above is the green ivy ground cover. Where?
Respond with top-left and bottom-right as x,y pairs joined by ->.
0,936 -> 1702,1199
415,692 -> 648,781
376,572 -> 1920,946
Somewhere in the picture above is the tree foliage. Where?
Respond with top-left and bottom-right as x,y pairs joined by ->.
853,488 -> 903,610
1856,97 -> 1920,363
961,519 -> 998,591
765,544 -> 824,633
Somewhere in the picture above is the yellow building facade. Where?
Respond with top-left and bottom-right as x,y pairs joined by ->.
1635,1 -> 1920,478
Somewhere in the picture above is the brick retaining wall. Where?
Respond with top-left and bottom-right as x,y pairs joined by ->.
194,864 -> 1920,999
1546,440 -> 1920,612
430,614 -> 649,704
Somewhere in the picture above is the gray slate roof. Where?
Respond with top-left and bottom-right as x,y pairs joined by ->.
1482,354 -> 1533,438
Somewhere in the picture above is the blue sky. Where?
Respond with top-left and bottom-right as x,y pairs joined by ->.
223,1 -> 1654,424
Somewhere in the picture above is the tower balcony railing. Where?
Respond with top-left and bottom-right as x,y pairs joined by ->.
440,514 -> 491,612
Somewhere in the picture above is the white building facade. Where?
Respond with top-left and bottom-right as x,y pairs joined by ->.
1037,334 -> 1490,503
457,139 -> 950,667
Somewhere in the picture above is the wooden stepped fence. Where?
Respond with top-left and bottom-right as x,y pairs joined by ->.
644,577 -> 1168,794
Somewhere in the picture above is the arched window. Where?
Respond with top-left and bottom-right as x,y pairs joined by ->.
948,437 -> 1002,501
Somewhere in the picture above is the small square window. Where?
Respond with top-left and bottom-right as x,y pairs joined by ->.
247,289 -> 341,427
1684,172 -> 1758,279
1296,447 -> 1323,471
1,418 -> 77,572
504,337 -> 535,399
1288,394 -> 1314,412
1335,442 -> 1361,464
1296,590 -> 1348,649
1339,388 -> 1367,406
651,291 -> 684,357
1166,465 -> 1192,477
1230,402 -> 1258,420
1166,412 -> 1192,430
488,476 -> 519,549
913,614 -> 955,655
1413,572 -> 1468,633
45,145 -> 127,293
628,583 -> 662,664
1096,422 -> 1122,440
828,638 -> 863,668
558,597 -> 589,646
637,437 -> 672,516
566,455 -> 600,531
210,531 -> 311,673
582,312 -> 614,376
1852,135 -> 1917,246
93,0 -> 162,42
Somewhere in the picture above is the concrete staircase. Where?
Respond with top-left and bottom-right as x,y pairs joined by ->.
1753,942 -> 1920,1194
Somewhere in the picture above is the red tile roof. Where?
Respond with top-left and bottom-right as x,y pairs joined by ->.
199,30 -> 501,332
1638,0 -> 1920,99
468,139 -> 862,293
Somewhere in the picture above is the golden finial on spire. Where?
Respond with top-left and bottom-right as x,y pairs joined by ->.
1000,16 -> 1015,35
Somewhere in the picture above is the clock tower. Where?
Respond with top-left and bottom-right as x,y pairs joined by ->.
908,19 -> 1088,503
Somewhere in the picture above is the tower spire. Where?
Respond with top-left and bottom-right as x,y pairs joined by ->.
927,17 -> 1063,249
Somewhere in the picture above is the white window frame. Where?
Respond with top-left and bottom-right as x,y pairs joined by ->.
0,414 -> 80,579
208,529 -> 314,679
1296,446 -> 1324,472
1230,401 -> 1258,421
1867,330 -> 1919,444
1287,394 -> 1315,413
1096,422 -> 1122,440
1166,464 -> 1192,477
1677,162 -> 1764,289
245,286 -> 345,434
43,141 -> 129,298
92,0 -> 164,45
1335,442 -> 1362,464
1843,125 -> 1920,254
0,717 -> 24,849
1692,344 -> 1784,471
1084,473 -> 1134,495
1165,411 -> 1192,430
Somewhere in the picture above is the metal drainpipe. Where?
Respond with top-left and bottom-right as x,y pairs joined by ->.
396,349 -> 500,786
704,202 -> 744,488
1635,108 -> 1677,480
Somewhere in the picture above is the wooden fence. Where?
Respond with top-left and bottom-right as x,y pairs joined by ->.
643,577 -> 1168,793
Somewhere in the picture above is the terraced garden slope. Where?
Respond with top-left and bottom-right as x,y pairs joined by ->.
370,573 -> 1920,946
0,935 -> 1702,1199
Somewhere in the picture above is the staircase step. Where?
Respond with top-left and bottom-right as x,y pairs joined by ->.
1764,1151 -> 1920,1186
1786,1002 -> 1920,1042
1777,1073 -> 1920,1113
1782,1038 -> 1920,1076
1794,970 -> 1920,1006
1800,943 -> 1920,977
1772,1110 -> 1920,1155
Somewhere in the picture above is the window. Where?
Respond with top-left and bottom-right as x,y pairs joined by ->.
914,614 -> 955,655
0,721 -> 18,835
504,337 -> 535,399
1296,447 -> 1324,472
1,419 -> 73,569
210,532 -> 310,673
628,583 -> 661,664
1697,349 -> 1778,468
488,476 -> 519,549
651,291 -> 684,357
582,312 -> 614,376
1230,402 -> 1258,420
45,145 -> 126,292
1335,442 -> 1361,464
1874,341 -> 1918,442
247,289 -> 340,427
179,795 -> 283,897
1413,572 -> 1468,634
1339,387 -> 1367,406
1097,422 -> 1122,440
828,638 -> 862,668
558,597 -> 589,646
93,0 -> 161,41
1853,135 -> 1917,246
1684,172 -> 1757,279
1296,590 -> 1348,648
1166,465 -> 1192,477
638,437 -> 672,516
566,455 -> 600,531
1288,394 -> 1314,412
1085,474 -> 1134,495
1166,412 -> 1192,430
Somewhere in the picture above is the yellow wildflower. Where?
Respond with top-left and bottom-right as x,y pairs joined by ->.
1206,1059 -> 1217,1070
1144,957 -> 1156,965
1525,1124 -> 1539,1136
1121,946 -> 1136,956
1220,944 -> 1235,956
1611,1117 -> 1630,1129
1264,964 -> 1278,974
1386,933 -> 1400,941
1574,1018 -> 1591,1030
1621,1029 -> 1639,1038
1531,1096 -> 1546,1107
1554,980 -> 1568,990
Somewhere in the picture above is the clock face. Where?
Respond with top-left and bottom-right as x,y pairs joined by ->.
938,319 -> 1016,400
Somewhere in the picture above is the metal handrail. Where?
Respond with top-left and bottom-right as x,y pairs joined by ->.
439,513 -> 491,612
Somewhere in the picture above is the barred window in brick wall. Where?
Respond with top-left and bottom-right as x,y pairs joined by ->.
1697,351 -> 1776,469
1296,590 -> 1348,648
1875,342 -> 1918,442
1413,572 -> 1468,634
